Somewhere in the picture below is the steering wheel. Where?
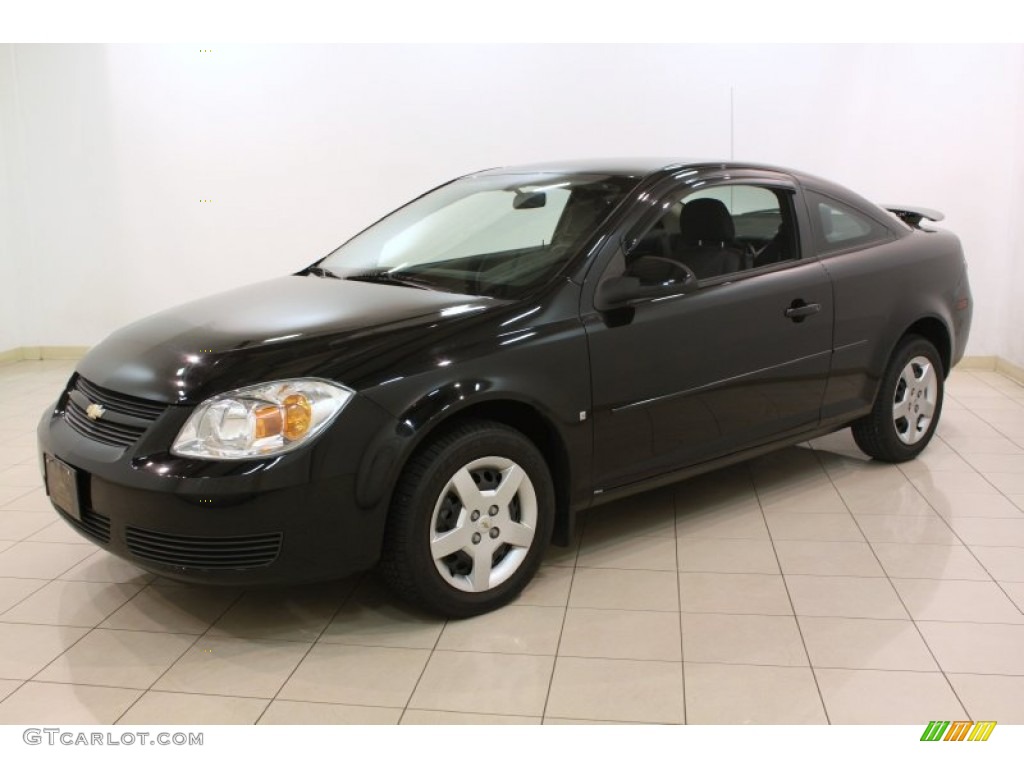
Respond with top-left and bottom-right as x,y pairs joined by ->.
627,255 -> 697,285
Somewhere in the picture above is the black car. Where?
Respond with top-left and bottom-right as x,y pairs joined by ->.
38,159 -> 972,616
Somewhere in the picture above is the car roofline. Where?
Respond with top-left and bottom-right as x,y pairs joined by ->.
467,159 -> 904,232
470,158 -> 809,181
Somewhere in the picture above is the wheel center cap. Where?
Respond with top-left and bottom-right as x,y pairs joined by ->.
479,518 -> 492,530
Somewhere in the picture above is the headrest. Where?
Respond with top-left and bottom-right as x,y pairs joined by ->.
679,198 -> 735,245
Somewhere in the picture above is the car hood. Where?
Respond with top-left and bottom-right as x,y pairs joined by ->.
76,275 -> 502,404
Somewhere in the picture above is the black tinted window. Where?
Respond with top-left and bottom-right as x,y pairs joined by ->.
622,184 -> 800,282
808,192 -> 893,254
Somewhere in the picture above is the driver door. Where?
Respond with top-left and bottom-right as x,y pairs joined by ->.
583,177 -> 834,492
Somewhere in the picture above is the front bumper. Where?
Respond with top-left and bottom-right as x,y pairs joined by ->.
36,387 -> 396,586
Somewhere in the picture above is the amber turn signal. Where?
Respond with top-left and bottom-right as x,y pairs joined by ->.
283,394 -> 312,441
253,404 -> 283,439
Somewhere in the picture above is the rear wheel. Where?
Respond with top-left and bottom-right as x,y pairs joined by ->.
852,335 -> 944,462
378,420 -> 554,617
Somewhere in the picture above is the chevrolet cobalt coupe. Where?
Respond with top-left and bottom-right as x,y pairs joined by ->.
39,160 -> 972,616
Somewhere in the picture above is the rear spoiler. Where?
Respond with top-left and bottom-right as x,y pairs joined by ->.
881,204 -> 945,228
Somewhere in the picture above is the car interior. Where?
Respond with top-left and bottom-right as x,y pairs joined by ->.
370,182 -> 633,299
625,186 -> 799,283
353,183 -> 803,299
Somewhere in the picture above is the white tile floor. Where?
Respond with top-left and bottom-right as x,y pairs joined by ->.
1,359 -> 1023,724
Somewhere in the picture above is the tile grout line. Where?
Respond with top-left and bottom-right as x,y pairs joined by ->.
110,585 -> 250,725
0,485 -> 51,511
924,427 -> 1024,618
747,459 -> 831,725
249,574 -> 366,725
676,659 -> 997,675
816,445 -> 973,720
673,485 -> 687,725
0,574 -> 67,618
183,639 -> 1019,661
0,678 -> 30,707
6,547 -> 161,719
537,509 -> 585,725
396,577 -> 449,726
0,585 -> 151,636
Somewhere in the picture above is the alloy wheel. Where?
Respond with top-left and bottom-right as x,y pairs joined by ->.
892,355 -> 938,445
429,456 -> 537,592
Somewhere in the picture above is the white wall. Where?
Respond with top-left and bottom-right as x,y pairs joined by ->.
0,47 -> 26,352
1004,54 -> 1024,369
1,44 -> 1022,363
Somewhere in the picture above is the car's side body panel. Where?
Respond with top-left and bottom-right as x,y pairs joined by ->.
796,170 -> 972,419
815,230 -> 968,423
583,255 -> 834,492
353,282 -> 595,534
579,169 -> 831,493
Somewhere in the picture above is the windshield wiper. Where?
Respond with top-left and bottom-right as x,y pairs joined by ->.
345,270 -> 433,290
302,265 -> 341,279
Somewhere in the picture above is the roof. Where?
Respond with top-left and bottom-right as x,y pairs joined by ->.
474,158 -> 694,178
474,157 -> 822,181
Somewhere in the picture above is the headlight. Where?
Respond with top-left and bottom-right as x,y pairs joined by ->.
171,379 -> 354,459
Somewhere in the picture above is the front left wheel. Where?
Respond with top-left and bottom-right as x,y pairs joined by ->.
378,420 -> 555,617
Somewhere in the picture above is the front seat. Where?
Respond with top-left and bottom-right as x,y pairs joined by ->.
676,198 -> 744,279
754,221 -> 795,268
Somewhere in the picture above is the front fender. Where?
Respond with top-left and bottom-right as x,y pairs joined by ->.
355,385 -> 585,511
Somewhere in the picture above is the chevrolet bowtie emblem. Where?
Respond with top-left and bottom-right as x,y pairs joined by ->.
85,403 -> 106,420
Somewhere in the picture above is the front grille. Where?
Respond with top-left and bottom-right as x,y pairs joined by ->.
125,527 -> 283,570
74,377 -> 166,420
63,375 -> 167,448
64,400 -> 148,447
55,506 -> 112,544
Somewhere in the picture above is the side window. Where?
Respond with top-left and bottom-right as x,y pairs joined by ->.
807,192 -> 893,255
622,184 -> 800,282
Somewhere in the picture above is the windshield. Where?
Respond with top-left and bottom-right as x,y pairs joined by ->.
315,172 -> 640,298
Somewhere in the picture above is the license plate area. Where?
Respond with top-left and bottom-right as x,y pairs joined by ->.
45,454 -> 81,522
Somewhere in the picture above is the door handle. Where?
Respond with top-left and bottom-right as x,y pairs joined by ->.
784,300 -> 821,322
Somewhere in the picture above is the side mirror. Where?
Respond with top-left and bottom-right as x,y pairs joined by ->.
596,257 -> 697,309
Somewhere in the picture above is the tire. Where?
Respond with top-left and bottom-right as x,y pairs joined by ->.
852,335 -> 944,463
378,419 -> 555,617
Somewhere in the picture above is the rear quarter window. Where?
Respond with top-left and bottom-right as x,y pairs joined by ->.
807,191 -> 894,255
